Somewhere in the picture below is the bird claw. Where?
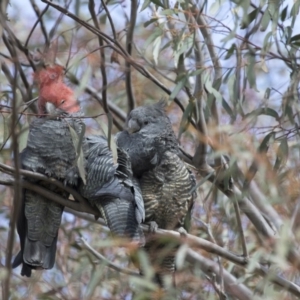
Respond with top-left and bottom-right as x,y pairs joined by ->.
64,166 -> 78,185
177,227 -> 187,237
148,221 -> 158,233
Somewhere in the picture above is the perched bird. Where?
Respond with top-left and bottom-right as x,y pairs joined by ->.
13,64 -> 84,277
79,135 -> 145,243
116,101 -> 196,286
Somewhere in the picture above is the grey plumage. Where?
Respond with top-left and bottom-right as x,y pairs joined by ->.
116,101 -> 196,286
13,114 -> 83,277
79,135 -> 145,243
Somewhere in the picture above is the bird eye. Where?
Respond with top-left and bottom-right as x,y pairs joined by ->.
61,99 -> 65,104
144,121 -> 149,125
50,73 -> 56,79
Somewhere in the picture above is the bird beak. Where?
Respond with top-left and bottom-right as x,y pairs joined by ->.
127,119 -> 140,133
45,102 -> 57,114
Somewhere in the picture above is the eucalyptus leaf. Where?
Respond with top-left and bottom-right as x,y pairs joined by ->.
169,77 -> 187,100
260,10 -> 271,32
274,137 -> 289,171
68,123 -> 86,184
178,101 -> 194,139
152,36 -> 162,65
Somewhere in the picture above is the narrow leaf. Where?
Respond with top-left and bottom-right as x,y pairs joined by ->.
258,132 -> 275,153
68,123 -> 86,184
178,101 -> 194,139
274,137 -> 289,171
152,36 -> 162,65
260,10 -> 271,31
281,5 -> 288,21
169,77 -> 187,100
240,8 -> 259,29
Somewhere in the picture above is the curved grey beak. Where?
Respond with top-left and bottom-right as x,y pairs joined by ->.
127,119 -> 140,133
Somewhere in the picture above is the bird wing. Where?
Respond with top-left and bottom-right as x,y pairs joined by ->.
80,135 -> 144,243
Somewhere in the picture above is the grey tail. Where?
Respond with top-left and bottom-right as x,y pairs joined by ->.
142,237 -> 179,287
13,189 -> 64,277
95,199 -> 144,244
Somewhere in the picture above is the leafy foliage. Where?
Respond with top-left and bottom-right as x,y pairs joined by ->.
1,0 -> 300,299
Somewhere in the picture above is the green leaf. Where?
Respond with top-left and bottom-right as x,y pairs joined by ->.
245,107 -> 280,121
281,5 -> 288,21
222,98 -> 234,119
291,0 -> 300,28
203,73 -> 222,102
224,43 -> 236,60
152,36 -> 162,65
260,10 -> 271,32
173,34 -> 194,66
84,266 -> 105,298
169,77 -> 187,100
160,9 -> 174,15
258,132 -> 275,153
246,51 -> 257,89
19,122 -> 29,152
141,0 -> 151,11
68,123 -> 86,184
150,0 -> 165,8
284,26 -> 292,44
290,33 -> 300,44
240,8 -> 259,29
144,18 -> 157,28
178,101 -> 194,139
144,27 -> 163,50
189,68 -> 204,77
274,137 -> 289,171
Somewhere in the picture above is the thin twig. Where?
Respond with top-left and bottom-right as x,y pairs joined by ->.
26,0 -> 49,47
233,196 -> 248,257
49,0 -> 72,41
3,40 -> 20,300
0,163 -> 87,204
79,237 -> 139,276
187,249 -> 256,300
0,175 -> 98,216
100,0 -> 117,40
125,0 -> 137,112
88,0 -> 109,114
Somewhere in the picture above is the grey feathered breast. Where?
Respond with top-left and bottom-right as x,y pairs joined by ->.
13,115 -> 84,277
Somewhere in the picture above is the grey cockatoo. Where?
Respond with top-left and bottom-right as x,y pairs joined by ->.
116,101 -> 196,286
13,64 -> 84,277
79,135 -> 145,243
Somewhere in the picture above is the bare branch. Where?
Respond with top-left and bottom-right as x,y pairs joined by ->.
0,175 -> 98,215
79,237 -> 139,276
125,0 -> 137,112
0,163 -> 87,204
2,36 -> 21,300
187,249 -> 257,300
26,0 -> 49,47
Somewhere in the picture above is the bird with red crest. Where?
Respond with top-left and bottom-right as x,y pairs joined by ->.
12,42 -> 85,277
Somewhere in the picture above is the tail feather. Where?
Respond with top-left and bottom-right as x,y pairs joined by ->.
95,200 -> 145,244
143,237 -> 178,287
23,235 -> 58,269
13,189 -> 64,277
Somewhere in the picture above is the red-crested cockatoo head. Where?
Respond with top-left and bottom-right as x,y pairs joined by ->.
34,65 -> 80,115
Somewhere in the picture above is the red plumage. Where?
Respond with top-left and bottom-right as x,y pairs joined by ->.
34,65 -> 80,114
